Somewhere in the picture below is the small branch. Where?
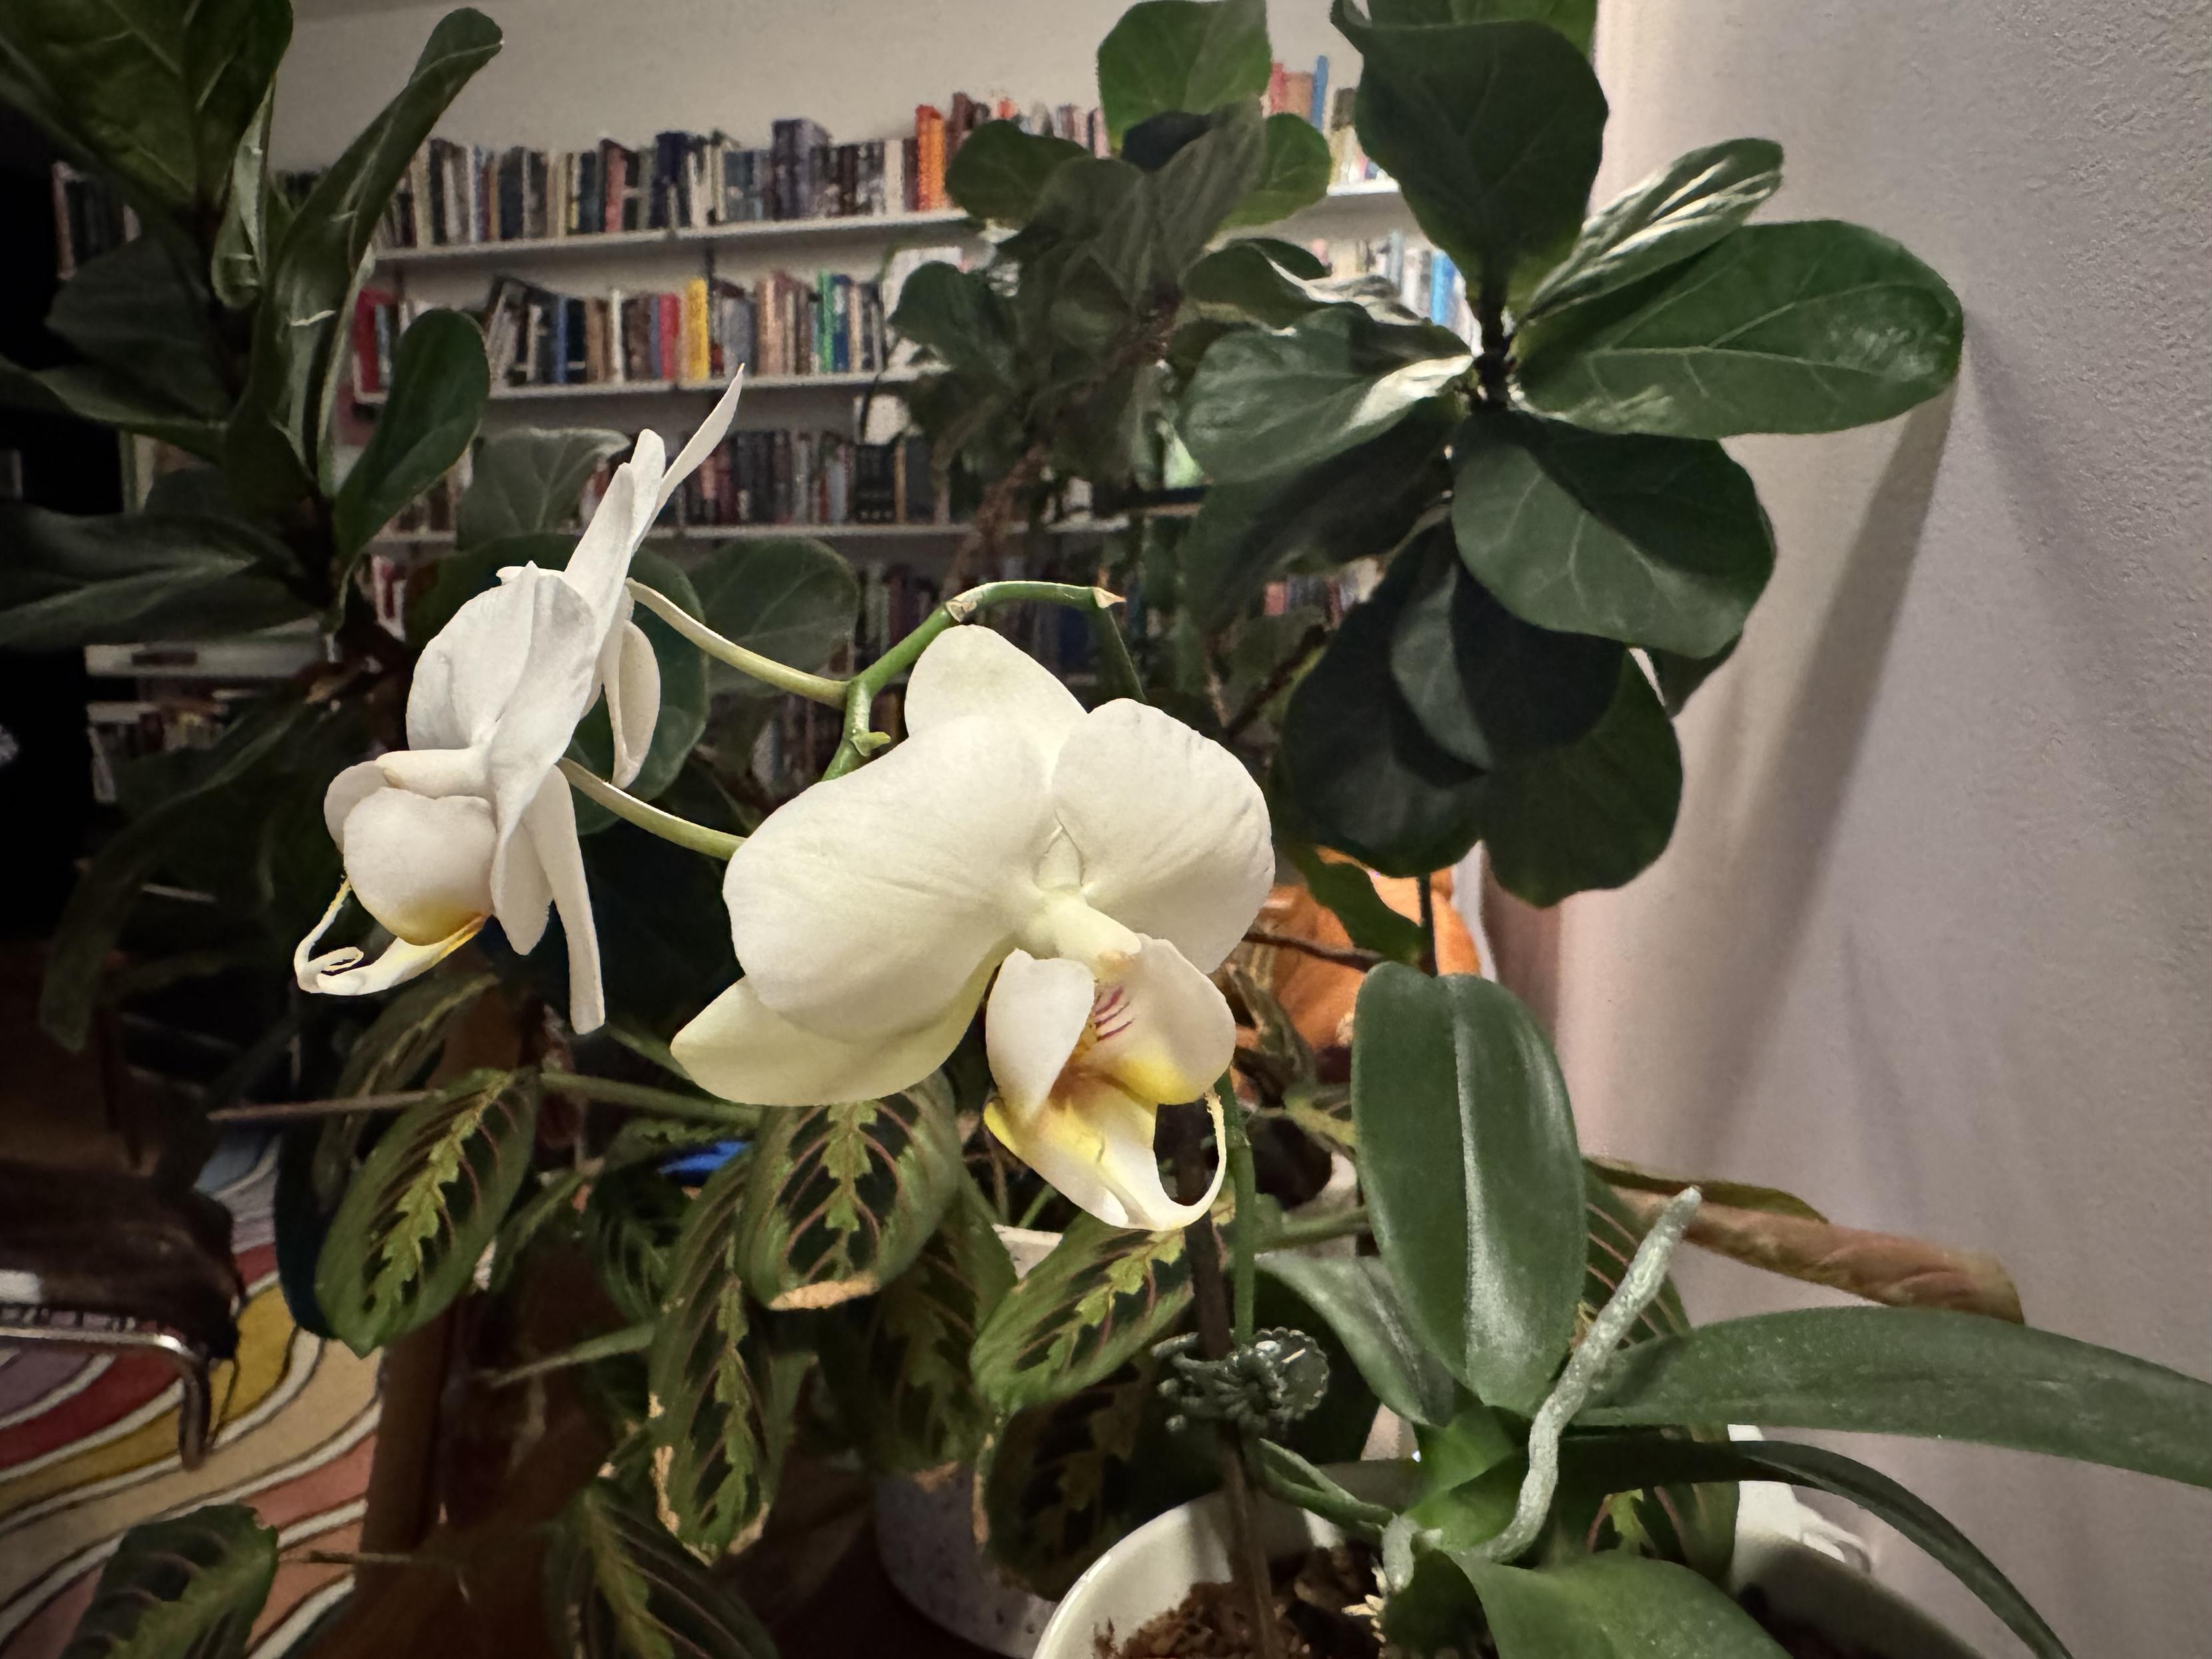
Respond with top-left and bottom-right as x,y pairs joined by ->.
1221,623 -> 1326,742
1260,1205 -> 1368,1251
627,580 -> 847,705
1416,873 -> 1438,976
1473,273 -> 1511,408
209,1090 -> 432,1124
477,1322 -> 653,1389
1243,927 -> 1382,973
1219,1078 -> 1259,1346
537,1069 -> 757,1129
558,758 -> 744,859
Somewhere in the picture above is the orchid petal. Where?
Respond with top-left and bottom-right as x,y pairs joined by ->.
338,787 -> 496,945
986,1079 -> 1225,1231
406,575 -> 535,750
984,950 -> 1096,1115
599,611 -> 660,790
557,461 -> 649,629
517,772 -> 603,1032
1052,700 -> 1273,971
481,571 -> 601,904
671,960 -> 991,1107
323,760 -> 387,841
1088,935 -> 1236,1108
722,715 -> 1052,1034
905,626 -> 1084,763
374,746 -> 489,800
653,373 -> 745,516
293,881 -> 484,998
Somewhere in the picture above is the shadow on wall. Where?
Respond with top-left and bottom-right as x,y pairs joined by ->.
1661,388 -> 1960,1153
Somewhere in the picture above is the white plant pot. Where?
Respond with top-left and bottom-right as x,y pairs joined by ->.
1035,1463 -> 1984,1659
873,1166 -> 1359,1657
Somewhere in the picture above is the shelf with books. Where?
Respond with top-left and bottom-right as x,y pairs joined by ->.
373,208 -> 978,269
354,370 -> 920,407
368,518 -> 1128,551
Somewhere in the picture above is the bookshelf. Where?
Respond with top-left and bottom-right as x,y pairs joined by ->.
367,518 -> 1130,550
373,208 -> 975,270
354,369 -> 921,406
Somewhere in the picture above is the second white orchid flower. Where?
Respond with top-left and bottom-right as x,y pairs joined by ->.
295,377 -> 744,1032
671,627 -> 1273,1230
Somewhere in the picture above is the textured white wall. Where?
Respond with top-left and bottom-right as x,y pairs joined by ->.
1562,0 -> 2212,1650
273,0 -> 1340,167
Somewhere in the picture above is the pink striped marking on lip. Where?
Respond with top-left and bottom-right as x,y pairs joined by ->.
1090,982 -> 1133,1043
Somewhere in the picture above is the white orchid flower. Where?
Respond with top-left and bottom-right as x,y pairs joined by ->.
294,377 -> 744,1031
671,627 -> 1273,1229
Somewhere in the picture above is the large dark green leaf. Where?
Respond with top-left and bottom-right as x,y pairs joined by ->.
1255,1253 -> 1458,1426
1096,0 -> 1271,146
1367,0 -> 1597,53
212,85 -> 278,309
648,1152 -> 799,1555
315,1068 -> 540,1354
1277,559 -> 1487,877
1222,112 -> 1333,229
583,1162 -> 694,1324
0,0 -> 289,217
946,120 -> 1088,224
1287,843 -> 1428,968
59,1504 -> 277,1659
0,505 -> 309,650
1182,304 -> 1470,482
544,1481 -> 780,1659
1517,221 -> 1964,438
1582,1307 -> 2212,1489
687,535 -> 860,698
735,1076 -> 963,1310
1478,657 -> 1682,906
1352,965 -> 1582,1410
1182,241 -> 1342,329
1523,139 -> 1785,321
456,427 -> 627,547
1452,412 -> 1774,659
1390,529 -> 1623,768
331,309 -> 488,562
1149,100 -> 1269,271
1459,1554 -> 1786,1659
1549,1435 -> 2070,1658
39,698 -> 313,1048
227,9 -> 502,507
48,236 -> 230,419
970,1212 -> 1195,1414
979,1354 -> 1213,1597
818,1184 -> 1016,1475
891,262 -> 1019,386
334,965 -> 500,1096
0,355 -> 225,456
1335,3 -> 1607,285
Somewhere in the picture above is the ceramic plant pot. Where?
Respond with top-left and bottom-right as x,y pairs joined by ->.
1034,1463 -> 1984,1659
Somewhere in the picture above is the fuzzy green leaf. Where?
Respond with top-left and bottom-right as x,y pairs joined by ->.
947,119 -> 1090,223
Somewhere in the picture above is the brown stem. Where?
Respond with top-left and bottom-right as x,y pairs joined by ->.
1166,1104 -> 1284,1659
1221,623 -> 1327,742
1243,927 -> 1383,973
1474,273 -> 1511,408
1417,873 -> 1438,975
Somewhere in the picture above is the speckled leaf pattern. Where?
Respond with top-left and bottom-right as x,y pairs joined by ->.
314,1068 -> 539,1356
60,1503 -> 277,1659
820,1185 -> 1017,1475
969,1211 -> 1198,1414
648,1153 -> 800,1557
1578,1172 -> 1736,1580
585,1162 -> 695,1324
544,1481 -> 780,1659
736,1074 -> 963,1310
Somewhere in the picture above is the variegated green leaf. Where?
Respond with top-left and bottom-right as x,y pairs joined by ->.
61,1503 -> 277,1659
969,1211 -> 1197,1414
819,1183 -> 1016,1475
334,965 -> 500,1096
648,1154 -> 801,1557
315,1068 -> 540,1355
585,1163 -> 696,1324
1579,1172 -> 1736,1579
544,1481 -> 780,1659
736,1076 -> 963,1310
978,1354 -> 1211,1598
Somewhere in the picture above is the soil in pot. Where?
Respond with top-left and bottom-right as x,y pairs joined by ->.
1098,1548 -> 1910,1659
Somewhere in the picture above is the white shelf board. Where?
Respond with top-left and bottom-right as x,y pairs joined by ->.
355,369 -> 919,407
374,208 -> 976,269
369,518 -> 1128,549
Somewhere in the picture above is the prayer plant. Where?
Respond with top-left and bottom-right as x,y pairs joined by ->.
9,3 -> 2209,1659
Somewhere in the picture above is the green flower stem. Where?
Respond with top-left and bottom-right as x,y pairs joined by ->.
536,1068 -> 758,1130
824,579 -> 1123,780
1090,603 -> 1145,701
557,758 -> 745,860
627,579 -> 846,705
479,1320 -> 653,1389
1261,1204 -> 1369,1251
1220,1074 -> 1259,1345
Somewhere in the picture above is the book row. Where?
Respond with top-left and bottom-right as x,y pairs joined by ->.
49,163 -> 136,279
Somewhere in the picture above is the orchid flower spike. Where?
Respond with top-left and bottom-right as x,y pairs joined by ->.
671,627 -> 1274,1231
295,376 -> 744,1031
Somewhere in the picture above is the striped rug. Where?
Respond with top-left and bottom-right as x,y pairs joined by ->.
0,1141 -> 381,1657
